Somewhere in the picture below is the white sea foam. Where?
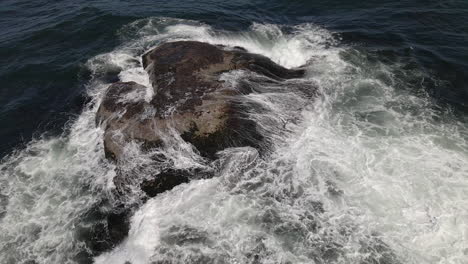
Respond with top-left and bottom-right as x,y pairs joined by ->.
0,82 -> 115,263
1,17 -> 467,264
89,19 -> 468,264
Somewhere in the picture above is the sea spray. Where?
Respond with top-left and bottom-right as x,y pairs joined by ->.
0,18 -> 467,264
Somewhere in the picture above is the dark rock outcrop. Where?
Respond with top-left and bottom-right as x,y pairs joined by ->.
91,41 -> 308,258
93,43 -> 307,251
140,169 -> 190,198
96,81 -> 152,160
75,202 -> 132,262
97,41 -> 304,161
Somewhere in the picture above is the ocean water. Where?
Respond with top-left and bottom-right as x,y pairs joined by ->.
0,1 -> 467,264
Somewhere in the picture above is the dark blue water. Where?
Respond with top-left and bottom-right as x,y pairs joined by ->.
1,0 -> 467,157
1,1 -> 468,264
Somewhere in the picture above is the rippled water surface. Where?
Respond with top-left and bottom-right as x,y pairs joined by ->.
0,1 -> 467,264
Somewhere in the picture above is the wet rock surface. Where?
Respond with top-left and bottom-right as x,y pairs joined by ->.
93,41 -> 306,256
96,41 -> 307,198
139,169 -> 191,198
75,201 -> 132,263
97,41 -> 304,162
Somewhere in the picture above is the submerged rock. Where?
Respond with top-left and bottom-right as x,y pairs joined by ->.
75,201 -> 132,262
139,168 -> 215,198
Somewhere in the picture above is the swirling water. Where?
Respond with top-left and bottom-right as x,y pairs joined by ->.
0,1 -> 467,264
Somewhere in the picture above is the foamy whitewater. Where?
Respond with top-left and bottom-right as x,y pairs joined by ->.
0,18 -> 467,264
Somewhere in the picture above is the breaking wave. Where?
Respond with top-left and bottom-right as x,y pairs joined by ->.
1,18 -> 467,264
